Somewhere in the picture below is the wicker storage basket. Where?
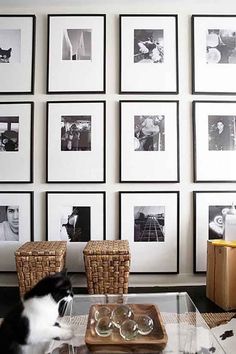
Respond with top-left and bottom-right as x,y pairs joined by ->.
83,240 -> 130,294
15,241 -> 67,297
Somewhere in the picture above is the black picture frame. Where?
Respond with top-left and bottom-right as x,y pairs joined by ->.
0,101 -> 34,183
193,100 -> 236,182
47,14 -> 106,94
119,14 -> 179,94
119,191 -> 179,274
46,191 -> 106,273
0,191 -> 34,272
192,14 -> 236,94
0,14 -> 35,95
119,100 -> 179,182
193,190 -> 236,273
46,100 -> 106,183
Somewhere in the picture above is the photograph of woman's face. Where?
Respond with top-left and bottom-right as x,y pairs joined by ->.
7,206 -> 19,234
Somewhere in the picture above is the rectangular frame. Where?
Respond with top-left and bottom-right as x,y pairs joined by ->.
46,191 -> 106,272
120,100 -> 179,182
0,15 -> 35,94
0,191 -> 33,272
46,101 -> 106,183
193,191 -> 236,273
120,14 -> 179,94
47,14 -> 106,94
193,100 -> 236,182
192,15 -> 236,94
119,191 -> 179,274
0,102 -> 34,183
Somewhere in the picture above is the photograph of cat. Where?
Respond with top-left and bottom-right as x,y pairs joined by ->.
0,270 -> 74,354
0,29 -> 21,63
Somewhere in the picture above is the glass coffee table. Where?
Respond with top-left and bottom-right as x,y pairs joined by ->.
45,292 -> 225,354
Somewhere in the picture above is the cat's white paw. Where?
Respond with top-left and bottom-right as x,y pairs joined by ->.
59,327 -> 73,340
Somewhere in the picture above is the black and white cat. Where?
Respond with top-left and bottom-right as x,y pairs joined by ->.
0,270 -> 74,354
0,48 -> 12,63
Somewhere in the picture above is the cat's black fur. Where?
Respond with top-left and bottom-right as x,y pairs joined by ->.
0,48 -> 12,63
0,270 -> 73,354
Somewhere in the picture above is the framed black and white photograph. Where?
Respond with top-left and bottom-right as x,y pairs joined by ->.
193,191 -> 236,273
46,192 -> 105,272
120,101 -> 179,182
0,15 -> 35,94
47,101 -> 105,183
192,15 -> 236,94
193,101 -> 236,182
119,191 -> 179,273
0,191 -> 33,272
0,102 -> 33,183
47,14 -> 106,94
120,15 -> 178,94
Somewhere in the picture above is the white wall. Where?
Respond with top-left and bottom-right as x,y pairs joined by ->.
1,0 -> 236,286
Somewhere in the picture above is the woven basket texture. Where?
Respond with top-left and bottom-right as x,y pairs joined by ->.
83,240 -> 130,295
15,241 -> 67,296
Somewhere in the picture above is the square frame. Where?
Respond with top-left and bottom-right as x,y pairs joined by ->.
120,100 -> 179,182
0,102 -> 34,183
47,14 -> 106,94
120,14 -> 179,94
119,191 -> 179,274
0,191 -> 34,272
46,101 -> 106,183
0,15 -> 35,94
193,100 -> 236,182
192,15 -> 236,94
46,191 -> 106,272
193,191 -> 236,273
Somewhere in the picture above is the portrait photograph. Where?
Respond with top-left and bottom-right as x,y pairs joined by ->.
0,191 -> 33,271
134,206 -> 165,242
192,15 -> 236,94
120,15 -> 178,93
47,101 -> 105,183
119,191 -> 179,273
0,15 -> 35,94
120,100 -> 179,182
193,101 -> 236,182
0,102 -> 33,183
194,191 -> 236,273
47,15 -> 105,93
46,192 -> 105,272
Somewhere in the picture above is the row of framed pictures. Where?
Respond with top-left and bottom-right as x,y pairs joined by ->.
2,14 -> 236,94
2,100 -> 236,183
0,190 -> 234,274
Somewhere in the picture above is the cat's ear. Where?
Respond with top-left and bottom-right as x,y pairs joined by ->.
60,268 -> 68,276
9,48 -> 12,53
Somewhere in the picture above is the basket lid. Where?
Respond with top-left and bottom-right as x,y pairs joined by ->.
15,241 -> 67,256
83,240 -> 129,255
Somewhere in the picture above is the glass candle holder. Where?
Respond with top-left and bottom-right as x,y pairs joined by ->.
119,319 -> 138,340
95,316 -> 113,337
137,315 -> 154,335
94,306 -> 112,321
111,305 -> 134,328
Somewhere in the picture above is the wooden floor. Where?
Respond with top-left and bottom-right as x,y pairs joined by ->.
0,285 -> 225,318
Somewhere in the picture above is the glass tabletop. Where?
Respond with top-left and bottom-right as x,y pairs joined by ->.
45,292 -> 226,354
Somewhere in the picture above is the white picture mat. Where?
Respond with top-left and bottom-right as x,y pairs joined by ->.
47,102 -> 104,182
195,192 -> 236,272
47,193 -> 104,272
121,16 -> 177,92
0,17 -> 33,93
121,101 -> 178,181
48,16 -> 104,92
194,17 -> 236,93
0,103 -> 31,182
195,102 -> 236,181
120,193 -> 178,273
0,193 -> 32,271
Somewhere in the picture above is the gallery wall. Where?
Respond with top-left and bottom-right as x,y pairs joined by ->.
1,0 -> 236,286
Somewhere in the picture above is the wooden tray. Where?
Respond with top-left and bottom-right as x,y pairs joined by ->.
85,303 -> 168,353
